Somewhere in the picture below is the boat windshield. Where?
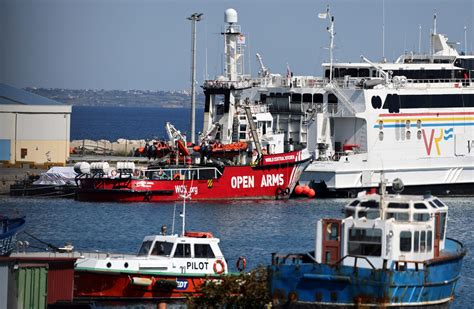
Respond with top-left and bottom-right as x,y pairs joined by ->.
151,241 -> 174,257
137,240 -> 153,256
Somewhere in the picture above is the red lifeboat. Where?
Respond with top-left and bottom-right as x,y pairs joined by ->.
184,231 -> 214,238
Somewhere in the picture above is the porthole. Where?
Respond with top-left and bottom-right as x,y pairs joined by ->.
124,262 -> 129,268
106,262 -> 112,268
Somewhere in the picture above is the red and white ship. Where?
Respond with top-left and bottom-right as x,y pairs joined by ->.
74,230 -> 230,301
74,148 -> 311,202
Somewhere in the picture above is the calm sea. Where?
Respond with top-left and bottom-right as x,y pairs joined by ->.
1,106 -> 471,307
0,197 -> 472,307
71,106 -> 204,141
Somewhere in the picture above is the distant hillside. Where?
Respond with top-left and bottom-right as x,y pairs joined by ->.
25,87 -> 205,108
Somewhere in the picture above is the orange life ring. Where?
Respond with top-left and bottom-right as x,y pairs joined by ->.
236,256 -> 247,272
213,259 -> 225,274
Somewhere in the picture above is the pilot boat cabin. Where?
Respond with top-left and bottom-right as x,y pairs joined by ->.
315,192 -> 448,270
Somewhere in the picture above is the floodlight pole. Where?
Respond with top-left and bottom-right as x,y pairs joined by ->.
187,13 -> 202,145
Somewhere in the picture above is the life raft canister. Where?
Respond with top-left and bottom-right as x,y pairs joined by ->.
213,259 -> 225,274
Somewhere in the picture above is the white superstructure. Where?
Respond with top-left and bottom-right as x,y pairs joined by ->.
203,11 -> 474,196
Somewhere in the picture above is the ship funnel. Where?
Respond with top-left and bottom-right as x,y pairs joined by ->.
225,8 -> 238,24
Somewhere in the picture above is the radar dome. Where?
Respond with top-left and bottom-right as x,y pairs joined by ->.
225,8 -> 238,24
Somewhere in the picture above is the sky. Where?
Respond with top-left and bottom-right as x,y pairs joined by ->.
0,0 -> 472,91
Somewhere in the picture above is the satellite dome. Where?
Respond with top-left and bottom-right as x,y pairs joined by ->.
225,8 -> 238,24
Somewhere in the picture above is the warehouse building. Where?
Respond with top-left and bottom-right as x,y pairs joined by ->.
0,83 -> 71,166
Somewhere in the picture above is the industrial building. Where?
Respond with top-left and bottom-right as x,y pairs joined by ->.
0,84 -> 71,166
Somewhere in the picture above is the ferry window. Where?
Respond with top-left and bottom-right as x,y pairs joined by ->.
440,213 -> 447,239
388,203 -> 409,209
174,244 -> 191,258
348,228 -> 382,256
349,200 -> 360,206
420,231 -> 426,252
151,241 -> 174,256
414,213 -> 430,222
260,94 -> 267,103
303,93 -> 312,103
138,240 -> 153,256
359,69 -> 370,77
433,199 -> 446,208
357,211 -> 367,218
291,93 -> 301,103
313,93 -> 323,103
360,200 -> 379,208
414,231 -> 419,252
194,244 -> 215,258
326,223 -> 339,241
387,212 -> 409,221
414,203 -> 427,209
428,201 -> 438,208
400,231 -> 412,252
345,208 -> 355,218
427,231 -> 433,251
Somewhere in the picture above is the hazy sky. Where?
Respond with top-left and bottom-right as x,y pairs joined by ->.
1,0 -> 472,91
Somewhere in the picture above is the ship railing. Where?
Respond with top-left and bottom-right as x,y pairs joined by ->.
146,166 -> 222,180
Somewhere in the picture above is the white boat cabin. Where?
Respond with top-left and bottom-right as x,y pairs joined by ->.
314,192 -> 448,270
75,231 -> 227,276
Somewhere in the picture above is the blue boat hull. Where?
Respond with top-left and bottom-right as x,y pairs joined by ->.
269,240 -> 466,308
0,216 -> 25,256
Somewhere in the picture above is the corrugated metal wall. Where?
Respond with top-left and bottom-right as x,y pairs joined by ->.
47,261 -> 74,304
17,266 -> 47,309
0,264 -> 8,309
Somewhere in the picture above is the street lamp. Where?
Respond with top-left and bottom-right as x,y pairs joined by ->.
187,13 -> 203,145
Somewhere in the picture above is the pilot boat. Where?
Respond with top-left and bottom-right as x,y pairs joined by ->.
269,179 -> 466,307
74,190 -> 236,301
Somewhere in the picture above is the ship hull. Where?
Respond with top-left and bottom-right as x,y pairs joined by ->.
269,240 -> 466,308
74,270 -> 209,300
76,150 -> 311,202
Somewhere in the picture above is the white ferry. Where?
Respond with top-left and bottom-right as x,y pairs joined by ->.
202,9 -> 474,197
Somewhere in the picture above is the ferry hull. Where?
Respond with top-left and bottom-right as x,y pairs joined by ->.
269,240 -> 466,308
74,270 -> 208,300
76,150 -> 311,202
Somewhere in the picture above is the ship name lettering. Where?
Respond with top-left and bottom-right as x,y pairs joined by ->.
261,174 -> 284,187
187,261 -> 208,270
231,176 -> 255,189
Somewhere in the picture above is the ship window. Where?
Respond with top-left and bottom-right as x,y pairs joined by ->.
427,231 -> 433,251
440,213 -> 447,239
420,231 -> 426,252
348,228 -> 382,256
386,212 -> 409,221
174,243 -> 191,258
291,93 -> 301,103
366,210 -> 380,219
414,213 -> 430,221
433,199 -> 446,208
345,208 -> 355,218
360,200 -> 379,208
303,93 -> 312,103
194,244 -> 215,258
359,69 -> 370,77
414,231 -> 419,252
151,241 -> 174,256
428,201 -> 438,208
388,203 -> 409,209
328,94 -> 338,104
313,93 -> 323,103
400,231 -> 412,252
414,203 -> 427,209
138,240 -> 153,256
357,210 -> 367,218
349,200 -> 360,206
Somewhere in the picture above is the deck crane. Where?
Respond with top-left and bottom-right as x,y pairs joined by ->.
256,53 -> 269,78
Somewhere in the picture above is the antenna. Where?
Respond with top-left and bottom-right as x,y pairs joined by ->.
418,25 -> 422,54
318,5 -> 335,83
382,0 -> 385,61
464,26 -> 468,54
